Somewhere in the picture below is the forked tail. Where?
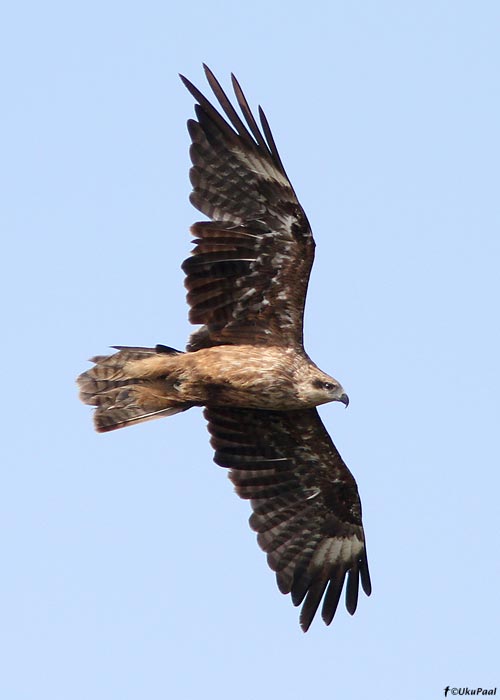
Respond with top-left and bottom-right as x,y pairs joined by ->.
77,345 -> 191,433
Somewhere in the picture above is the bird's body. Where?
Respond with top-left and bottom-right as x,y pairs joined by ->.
78,66 -> 371,631
79,344 -> 348,425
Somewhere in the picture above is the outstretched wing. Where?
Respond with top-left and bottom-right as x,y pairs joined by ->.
180,66 -> 315,351
204,406 -> 371,632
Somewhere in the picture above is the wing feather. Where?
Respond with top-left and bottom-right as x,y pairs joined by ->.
180,68 -> 316,350
204,406 -> 371,631
230,74 -> 271,153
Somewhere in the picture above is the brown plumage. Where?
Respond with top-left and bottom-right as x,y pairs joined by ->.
77,65 -> 371,631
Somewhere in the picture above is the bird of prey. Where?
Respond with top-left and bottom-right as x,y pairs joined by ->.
78,65 -> 371,631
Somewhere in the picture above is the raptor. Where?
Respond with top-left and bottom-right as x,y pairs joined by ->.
78,66 -> 371,631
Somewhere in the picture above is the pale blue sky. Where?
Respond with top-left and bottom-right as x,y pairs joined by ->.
1,2 -> 499,698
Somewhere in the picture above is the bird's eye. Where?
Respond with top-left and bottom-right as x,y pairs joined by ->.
312,379 -> 336,391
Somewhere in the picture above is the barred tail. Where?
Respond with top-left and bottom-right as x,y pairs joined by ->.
77,345 -> 191,433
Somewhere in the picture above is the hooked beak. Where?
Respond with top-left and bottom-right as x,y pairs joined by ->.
339,393 -> 349,408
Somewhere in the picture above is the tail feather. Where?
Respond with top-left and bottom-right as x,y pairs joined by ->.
77,345 -> 191,433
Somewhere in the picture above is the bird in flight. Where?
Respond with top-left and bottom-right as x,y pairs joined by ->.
78,65 -> 371,631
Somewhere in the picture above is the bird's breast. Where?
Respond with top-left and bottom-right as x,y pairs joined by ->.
177,344 -> 308,410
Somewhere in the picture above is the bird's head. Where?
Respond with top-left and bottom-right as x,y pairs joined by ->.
298,369 -> 349,408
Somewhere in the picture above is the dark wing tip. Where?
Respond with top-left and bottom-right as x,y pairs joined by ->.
345,566 -> 360,616
321,575 -> 344,627
179,72 -> 209,108
179,72 -> 193,92
258,105 -> 287,175
299,578 -> 329,633
181,65 -> 288,177
202,62 -> 215,83
360,555 -> 372,596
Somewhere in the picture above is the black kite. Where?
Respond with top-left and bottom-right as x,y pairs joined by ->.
78,66 -> 371,631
